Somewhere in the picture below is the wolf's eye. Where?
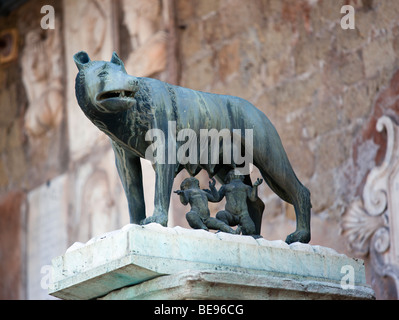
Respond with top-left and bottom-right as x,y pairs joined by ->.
98,71 -> 108,78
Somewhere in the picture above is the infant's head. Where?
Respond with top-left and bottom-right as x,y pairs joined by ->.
225,170 -> 245,184
180,177 -> 200,190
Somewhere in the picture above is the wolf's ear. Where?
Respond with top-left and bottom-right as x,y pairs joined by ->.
74,51 -> 91,71
111,52 -> 126,72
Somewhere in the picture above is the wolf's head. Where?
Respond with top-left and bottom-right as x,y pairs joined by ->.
74,51 -> 139,115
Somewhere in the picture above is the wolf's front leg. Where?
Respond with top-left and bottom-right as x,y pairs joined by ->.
140,163 -> 176,227
112,142 -> 146,224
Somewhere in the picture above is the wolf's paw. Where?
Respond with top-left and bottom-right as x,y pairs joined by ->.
140,213 -> 168,227
285,229 -> 310,244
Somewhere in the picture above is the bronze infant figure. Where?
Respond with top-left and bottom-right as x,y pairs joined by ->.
211,170 -> 263,237
175,177 -> 239,235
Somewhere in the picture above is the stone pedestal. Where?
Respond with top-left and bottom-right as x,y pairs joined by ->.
49,223 -> 374,300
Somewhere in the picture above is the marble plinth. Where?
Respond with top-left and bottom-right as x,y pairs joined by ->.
49,223 -> 374,300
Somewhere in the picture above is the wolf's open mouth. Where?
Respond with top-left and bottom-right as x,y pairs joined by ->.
97,90 -> 135,101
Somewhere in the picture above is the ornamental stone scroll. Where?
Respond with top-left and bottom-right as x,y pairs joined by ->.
341,115 -> 399,298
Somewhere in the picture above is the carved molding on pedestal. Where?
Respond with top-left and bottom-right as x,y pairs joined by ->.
341,116 -> 399,295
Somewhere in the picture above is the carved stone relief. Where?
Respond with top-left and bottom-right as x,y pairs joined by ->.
341,115 -> 399,299
17,1 -> 68,190
21,27 -> 63,138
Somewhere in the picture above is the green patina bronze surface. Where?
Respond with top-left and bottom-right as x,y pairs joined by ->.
175,177 -> 239,235
73,51 -> 311,243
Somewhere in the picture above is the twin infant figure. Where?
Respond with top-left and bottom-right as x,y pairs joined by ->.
174,170 -> 263,237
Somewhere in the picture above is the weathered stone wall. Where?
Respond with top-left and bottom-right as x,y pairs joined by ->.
173,0 -> 399,252
1,0 -> 398,299
0,0 -> 67,299
171,0 -> 399,298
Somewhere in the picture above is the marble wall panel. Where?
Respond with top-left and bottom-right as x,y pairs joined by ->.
26,174 -> 68,299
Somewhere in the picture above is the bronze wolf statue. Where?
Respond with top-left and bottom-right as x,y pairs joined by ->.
73,51 -> 311,243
